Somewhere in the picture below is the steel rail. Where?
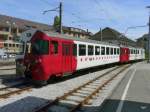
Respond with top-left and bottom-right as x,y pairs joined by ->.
0,86 -> 32,98
0,82 -> 32,99
34,64 -> 131,112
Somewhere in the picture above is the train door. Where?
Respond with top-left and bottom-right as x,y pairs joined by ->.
62,42 -> 72,73
50,40 -> 61,74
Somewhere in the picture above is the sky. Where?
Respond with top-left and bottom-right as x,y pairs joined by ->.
0,0 -> 150,40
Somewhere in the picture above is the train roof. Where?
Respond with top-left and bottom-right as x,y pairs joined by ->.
43,30 -> 120,47
43,30 -> 144,49
22,29 -> 144,49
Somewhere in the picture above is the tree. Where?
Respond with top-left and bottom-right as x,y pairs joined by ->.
53,16 -> 60,32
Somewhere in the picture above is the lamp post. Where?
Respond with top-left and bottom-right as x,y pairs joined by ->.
146,6 -> 150,63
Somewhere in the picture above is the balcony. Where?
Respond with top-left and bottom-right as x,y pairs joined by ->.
0,30 -> 9,35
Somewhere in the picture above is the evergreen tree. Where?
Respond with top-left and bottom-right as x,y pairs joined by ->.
53,16 -> 60,32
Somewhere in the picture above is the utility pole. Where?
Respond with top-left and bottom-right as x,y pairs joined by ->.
100,28 -> 102,41
59,2 -> 62,34
43,2 -> 63,34
146,6 -> 150,63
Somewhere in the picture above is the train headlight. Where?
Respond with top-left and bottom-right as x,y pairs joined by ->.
35,58 -> 42,64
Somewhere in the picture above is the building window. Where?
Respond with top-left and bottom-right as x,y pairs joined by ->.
16,44 -> 19,48
9,43 -> 12,47
9,37 -> 12,40
79,44 -> 86,56
4,43 -> 7,47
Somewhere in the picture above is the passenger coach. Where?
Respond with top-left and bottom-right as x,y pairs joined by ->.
22,30 -> 145,85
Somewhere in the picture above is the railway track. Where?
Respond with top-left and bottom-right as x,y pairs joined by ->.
34,64 -> 131,112
0,82 -> 32,99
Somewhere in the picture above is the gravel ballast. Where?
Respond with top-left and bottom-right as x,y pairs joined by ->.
0,63 -> 137,112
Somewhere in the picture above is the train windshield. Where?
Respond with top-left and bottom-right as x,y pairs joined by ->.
31,39 -> 49,55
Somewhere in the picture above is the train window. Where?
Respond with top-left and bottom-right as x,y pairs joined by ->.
101,46 -> 105,55
131,49 -> 133,54
114,48 -> 116,55
51,41 -> 58,54
88,45 -> 93,55
106,47 -> 110,55
63,44 -> 70,56
117,48 -> 120,54
73,44 -> 77,56
79,44 -> 86,56
135,50 -> 137,54
95,46 -> 100,55
111,48 -> 113,55
32,40 -> 49,55
27,43 -> 31,54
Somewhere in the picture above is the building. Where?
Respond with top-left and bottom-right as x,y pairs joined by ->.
63,26 -> 92,39
90,27 -> 136,47
0,14 -> 52,53
136,34 -> 148,50
0,14 -> 92,53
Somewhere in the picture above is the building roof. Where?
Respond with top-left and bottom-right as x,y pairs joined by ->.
0,14 -> 52,31
137,34 -> 148,41
90,27 -> 136,46
0,14 -> 93,37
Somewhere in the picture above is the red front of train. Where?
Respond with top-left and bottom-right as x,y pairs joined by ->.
24,31 -> 77,85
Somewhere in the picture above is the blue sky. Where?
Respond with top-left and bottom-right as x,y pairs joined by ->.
0,0 -> 150,40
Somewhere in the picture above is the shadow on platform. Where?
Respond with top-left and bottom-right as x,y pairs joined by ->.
100,99 -> 150,112
1,95 -> 150,112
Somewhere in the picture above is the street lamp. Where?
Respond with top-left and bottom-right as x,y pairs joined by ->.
146,6 -> 150,63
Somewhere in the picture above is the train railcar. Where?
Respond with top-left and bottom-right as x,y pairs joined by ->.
128,47 -> 145,61
23,29 -> 145,85
120,47 -> 129,63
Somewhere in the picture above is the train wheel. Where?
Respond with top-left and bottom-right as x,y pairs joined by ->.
33,80 -> 47,87
47,76 -> 57,84
24,71 -> 32,79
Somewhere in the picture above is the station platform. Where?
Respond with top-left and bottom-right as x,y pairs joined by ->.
100,61 -> 150,112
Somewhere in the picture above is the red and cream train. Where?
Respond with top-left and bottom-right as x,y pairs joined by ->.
16,29 -> 145,85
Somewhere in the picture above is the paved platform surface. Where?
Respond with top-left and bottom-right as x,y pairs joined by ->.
0,65 -> 16,70
100,61 -> 150,112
